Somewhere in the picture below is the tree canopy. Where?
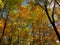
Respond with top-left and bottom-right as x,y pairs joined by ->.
0,0 -> 60,45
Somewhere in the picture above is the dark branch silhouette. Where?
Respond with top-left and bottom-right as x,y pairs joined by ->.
44,0 -> 60,42
52,0 -> 55,23
35,0 -> 45,11
0,2 -> 8,44
0,14 -> 9,44
55,0 -> 60,6
35,0 -> 60,42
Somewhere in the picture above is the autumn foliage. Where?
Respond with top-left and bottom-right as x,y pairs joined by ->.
0,0 -> 60,45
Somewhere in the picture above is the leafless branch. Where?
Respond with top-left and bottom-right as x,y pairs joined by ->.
38,3 -> 45,10
55,0 -> 60,6
44,0 -> 53,24
52,0 -> 55,23
44,0 -> 60,42
35,0 -> 45,11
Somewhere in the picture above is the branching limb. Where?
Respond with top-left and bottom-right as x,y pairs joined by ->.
44,0 -> 60,42
44,0 -> 53,24
55,0 -> 60,6
52,0 -> 55,23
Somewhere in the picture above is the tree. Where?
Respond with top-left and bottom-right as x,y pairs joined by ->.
35,0 -> 60,42
0,0 -> 60,45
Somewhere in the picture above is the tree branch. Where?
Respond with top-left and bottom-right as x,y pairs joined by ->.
55,0 -> 60,6
0,1 -> 8,44
44,0 -> 60,42
38,3 -> 45,10
0,13 -> 9,44
52,0 -> 55,23
44,0 -> 53,24
35,0 -> 45,11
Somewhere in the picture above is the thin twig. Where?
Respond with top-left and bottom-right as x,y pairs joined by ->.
38,3 -> 45,10
35,0 -> 45,11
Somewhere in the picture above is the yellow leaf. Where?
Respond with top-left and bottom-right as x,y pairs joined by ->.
0,0 -> 4,9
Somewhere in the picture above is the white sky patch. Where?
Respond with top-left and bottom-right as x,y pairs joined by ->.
21,0 -> 28,6
54,14 -> 58,20
56,40 -> 59,43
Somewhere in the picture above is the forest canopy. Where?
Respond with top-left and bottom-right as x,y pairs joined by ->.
0,0 -> 60,45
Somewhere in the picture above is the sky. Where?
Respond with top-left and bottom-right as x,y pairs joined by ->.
22,0 -> 29,6
2,0 -> 29,18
